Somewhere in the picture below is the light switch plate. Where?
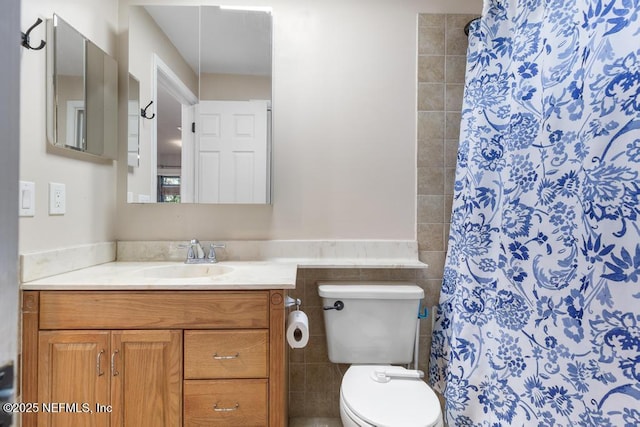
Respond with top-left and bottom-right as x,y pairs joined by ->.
19,181 -> 35,217
49,182 -> 66,215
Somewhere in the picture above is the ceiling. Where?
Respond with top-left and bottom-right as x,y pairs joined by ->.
144,5 -> 272,77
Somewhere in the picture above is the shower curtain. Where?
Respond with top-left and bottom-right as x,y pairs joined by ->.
429,1 -> 640,426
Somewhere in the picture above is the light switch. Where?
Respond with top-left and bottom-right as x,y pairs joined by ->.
19,181 -> 35,217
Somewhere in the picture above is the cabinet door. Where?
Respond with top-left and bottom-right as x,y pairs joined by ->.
38,331 -> 110,427
110,330 -> 182,427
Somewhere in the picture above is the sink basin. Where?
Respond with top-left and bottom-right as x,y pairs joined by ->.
132,264 -> 233,279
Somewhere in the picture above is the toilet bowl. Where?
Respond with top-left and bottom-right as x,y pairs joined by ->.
339,365 -> 443,427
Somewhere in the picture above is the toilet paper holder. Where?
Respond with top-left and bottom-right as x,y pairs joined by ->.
285,295 -> 302,310
285,297 -> 309,349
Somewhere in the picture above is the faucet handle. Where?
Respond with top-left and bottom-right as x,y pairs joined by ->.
207,243 -> 226,262
178,242 -> 195,259
186,246 -> 196,259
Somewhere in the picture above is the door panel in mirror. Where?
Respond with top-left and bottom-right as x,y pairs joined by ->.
128,75 -> 140,167
126,5 -> 272,204
195,100 -> 269,203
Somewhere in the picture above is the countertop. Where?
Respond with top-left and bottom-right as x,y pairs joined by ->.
20,240 -> 428,290
21,261 -> 298,290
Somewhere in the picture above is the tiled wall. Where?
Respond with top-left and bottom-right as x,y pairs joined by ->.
417,13 -> 472,285
287,14 -> 472,419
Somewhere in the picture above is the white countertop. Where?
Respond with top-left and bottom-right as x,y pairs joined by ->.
21,261 -> 298,290
20,240 -> 428,290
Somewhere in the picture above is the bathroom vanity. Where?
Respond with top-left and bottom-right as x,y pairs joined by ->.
18,240 -> 427,426
20,262 -> 296,427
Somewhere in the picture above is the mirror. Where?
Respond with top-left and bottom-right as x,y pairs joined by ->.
47,14 -> 118,159
127,5 -> 272,204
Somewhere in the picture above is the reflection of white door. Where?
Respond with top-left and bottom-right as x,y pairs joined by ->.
196,100 -> 268,203
180,105 -> 196,203
127,100 -> 139,167
66,100 -> 85,150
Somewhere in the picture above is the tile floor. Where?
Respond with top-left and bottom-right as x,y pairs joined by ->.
289,417 -> 343,427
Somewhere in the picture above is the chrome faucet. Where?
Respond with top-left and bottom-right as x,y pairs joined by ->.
185,239 -> 205,262
184,239 -> 226,264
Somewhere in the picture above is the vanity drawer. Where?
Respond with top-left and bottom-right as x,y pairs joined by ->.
184,330 -> 268,379
39,291 -> 269,329
183,379 -> 268,426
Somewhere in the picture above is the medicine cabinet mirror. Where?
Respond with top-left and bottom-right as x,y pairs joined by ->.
127,5 -> 273,204
46,14 -> 118,160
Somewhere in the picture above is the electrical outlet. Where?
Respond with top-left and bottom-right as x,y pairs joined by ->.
49,182 -> 66,215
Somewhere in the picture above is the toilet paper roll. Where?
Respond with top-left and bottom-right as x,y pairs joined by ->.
286,310 -> 309,349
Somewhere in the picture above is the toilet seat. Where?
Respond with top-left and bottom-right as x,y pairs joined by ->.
341,365 -> 442,427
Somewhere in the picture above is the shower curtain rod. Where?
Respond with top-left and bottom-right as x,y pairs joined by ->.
464,17 -> 481,36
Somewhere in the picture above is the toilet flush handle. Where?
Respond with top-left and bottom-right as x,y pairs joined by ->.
371,369 -> 425,383
323,300 -> 344,311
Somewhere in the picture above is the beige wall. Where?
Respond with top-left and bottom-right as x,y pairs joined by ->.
19,0 -> 119,253
20,0 -> 480,253
287,13 -> 475,418
116,0 -> 481,241
200,72 -> 271,101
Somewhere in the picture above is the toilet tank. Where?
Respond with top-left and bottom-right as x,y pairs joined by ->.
318,282 -> 424,364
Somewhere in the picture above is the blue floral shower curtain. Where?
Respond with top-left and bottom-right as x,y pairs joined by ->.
429,0 -> 640,426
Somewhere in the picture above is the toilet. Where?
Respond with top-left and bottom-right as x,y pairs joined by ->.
319,282 -> 444,427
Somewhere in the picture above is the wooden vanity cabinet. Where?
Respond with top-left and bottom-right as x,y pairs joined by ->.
37,330 -> 181,427
21,290 -> 287,427
37,331 -> 111,427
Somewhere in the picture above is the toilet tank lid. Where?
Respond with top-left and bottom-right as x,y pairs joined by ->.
318,282 -> 424,299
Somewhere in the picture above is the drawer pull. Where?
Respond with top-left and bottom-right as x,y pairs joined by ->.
96,349 -> 105,376
213,352 -> 239,360
213,403 -> 240,412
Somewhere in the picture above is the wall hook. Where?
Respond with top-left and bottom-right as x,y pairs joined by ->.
22,18 -> 46,50
141,101 -> 156,119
